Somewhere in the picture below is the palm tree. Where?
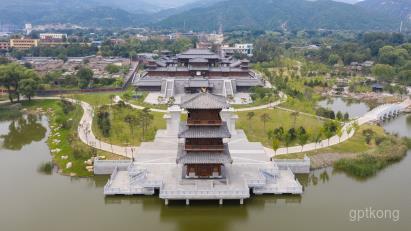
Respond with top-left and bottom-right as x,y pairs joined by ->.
297,127 -> 309,152
291,111 -> 299,128
124,114 -> 139,137
260,113 -> 271,132
314,131 -> 323,150
138,107 -> 154,141
272,139 -> 280,157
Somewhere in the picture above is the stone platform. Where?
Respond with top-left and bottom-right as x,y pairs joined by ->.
101,129 -> 307,204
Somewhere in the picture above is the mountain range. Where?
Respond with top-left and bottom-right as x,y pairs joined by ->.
0,0 -> 409,31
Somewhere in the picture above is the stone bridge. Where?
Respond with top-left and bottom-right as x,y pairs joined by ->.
358,99 -> 411,125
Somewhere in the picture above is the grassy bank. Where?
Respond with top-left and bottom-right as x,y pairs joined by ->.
236,108 -> 324,148
68,92 -> 118,107
92,103 -> 166,146
275,124 -> 408,177
22,99 -> 127,177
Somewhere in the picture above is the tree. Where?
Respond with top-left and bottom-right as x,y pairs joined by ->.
246,112 -> 255,129
167,96 -> 175,107
343,112 -> 349,121
138,107 -> 153,141
378,46 -> 408,66
260,113 -> 271,131
273,127 -> 284,141
105,64 -> 121,74
372,64 -> 395,82
322,121 -> 339,145
18,78 -> 38,101
272,139 -> 280,156
336,111 -> 343,121
297,126 -> 309,151
313,131 -> 323,150
124,114 -> 139,137
97,110 -> 111,137
284,132 -> 293,154
0,63 -> 38,102
291,111 -> 299,128
77,67 -> 93,89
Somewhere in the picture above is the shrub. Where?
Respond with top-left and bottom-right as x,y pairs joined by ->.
334,154 -> 385,177
72,148 -> 90,160
97,110 -> 111,137
37,161 -> 53,175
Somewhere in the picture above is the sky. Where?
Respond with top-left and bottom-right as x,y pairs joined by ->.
334,0 -> 363,3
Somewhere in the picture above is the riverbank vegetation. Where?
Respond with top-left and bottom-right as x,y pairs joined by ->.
275,124 -> 409,178
92,102 -> 165,146
21,99 -> 126,177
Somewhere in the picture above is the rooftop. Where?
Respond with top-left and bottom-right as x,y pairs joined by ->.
178,122 -> 231,138
177,144 -> 232,164
180,92 -> 229,109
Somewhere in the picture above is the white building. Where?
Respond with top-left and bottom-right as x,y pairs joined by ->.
221,43 -> 254,57
39,33 -> 68,40
24,24 -> 32,35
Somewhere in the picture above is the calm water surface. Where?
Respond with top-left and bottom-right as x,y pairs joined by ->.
317,97 -> 370,118
0,114 -> 410,231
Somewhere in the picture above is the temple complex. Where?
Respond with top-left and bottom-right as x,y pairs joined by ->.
133,48 -> 263,99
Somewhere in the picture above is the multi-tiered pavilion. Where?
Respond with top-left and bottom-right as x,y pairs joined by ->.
177,93 -> 232,179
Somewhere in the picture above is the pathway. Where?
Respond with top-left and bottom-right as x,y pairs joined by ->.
2,96 -> 410,159
269,98 -> 411,157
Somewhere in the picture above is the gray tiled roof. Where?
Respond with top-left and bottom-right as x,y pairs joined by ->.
177,144 -> 232,164
135,79 -> 162,86
189,58 -> 209,63
180,49 -> 217,55
235,79 -> 264,86
178,122 -> 231,138
180,92 -> 229,109
185,79 -> 212,88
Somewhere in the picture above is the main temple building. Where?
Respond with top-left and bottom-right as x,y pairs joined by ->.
133,48 -> 263,98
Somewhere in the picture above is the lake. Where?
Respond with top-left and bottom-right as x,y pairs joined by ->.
317,97 -> 370,119
0,114 -> 410,231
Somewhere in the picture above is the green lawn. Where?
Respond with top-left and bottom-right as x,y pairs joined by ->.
21,99 -> 127,177
236,108 -> 325,148
274,124 -> 388,160
92,104 -> 166,146
67,92 -> 120,107
232,97 -> 279,109
126,91 -> 169,110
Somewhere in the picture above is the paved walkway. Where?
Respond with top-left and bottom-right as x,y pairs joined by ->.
269,98 -> 411,157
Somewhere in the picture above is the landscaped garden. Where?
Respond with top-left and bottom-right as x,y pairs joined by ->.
275,124 -> 409,178
20,99 -> 127,177
92,102 -> 166,146
236,108 -> 330,148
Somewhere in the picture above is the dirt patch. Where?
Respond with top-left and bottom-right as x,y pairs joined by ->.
310,153 -> 357,169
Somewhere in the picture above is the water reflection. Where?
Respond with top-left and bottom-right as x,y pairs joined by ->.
0,114 -> 47,150
317,97 -> 369,118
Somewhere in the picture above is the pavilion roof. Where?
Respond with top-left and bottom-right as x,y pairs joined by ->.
178,122 -> 231,138
180,92 -> 229,109
177,144 -> 232,164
